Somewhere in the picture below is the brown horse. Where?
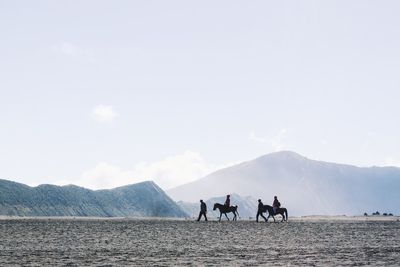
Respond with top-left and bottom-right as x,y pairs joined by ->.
213,203 -> 239,221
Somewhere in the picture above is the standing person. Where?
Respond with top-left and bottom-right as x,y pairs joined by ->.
224,195 -> 231,207
256,199 -> 267,222
197,200 -> 208,221
272,196 -> 281,214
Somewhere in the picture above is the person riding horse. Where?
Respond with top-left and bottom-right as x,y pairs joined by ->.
272,196 -> 281,215
256,197 -> 288,222
224,195 -> 230,208
212,195 -> 239,221
213,203 -> 239,221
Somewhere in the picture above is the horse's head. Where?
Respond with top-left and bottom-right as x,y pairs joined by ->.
213,203 -> 218,211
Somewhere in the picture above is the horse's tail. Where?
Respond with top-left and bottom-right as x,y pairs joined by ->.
284,208 -> 288,221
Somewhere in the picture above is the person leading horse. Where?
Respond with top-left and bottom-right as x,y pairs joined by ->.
256,196 -> 288,222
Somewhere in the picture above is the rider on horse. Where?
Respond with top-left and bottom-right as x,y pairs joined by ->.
272,196 -> 281,215
224,195 -> 230,207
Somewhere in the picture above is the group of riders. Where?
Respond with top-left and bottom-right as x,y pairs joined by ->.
197,194 -> 286,222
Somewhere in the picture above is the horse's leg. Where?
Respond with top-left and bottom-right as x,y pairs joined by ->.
261,213 -> 267,222
219,212 -> 222,222
233,211 -> 237,221
272,215 -> 276,223
224,213 -> 230,221
281,212 -> 284,222
266,213 -> 270,222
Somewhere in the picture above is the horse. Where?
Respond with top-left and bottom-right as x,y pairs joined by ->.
260,205 -> 288,222
213,203 -> 239,221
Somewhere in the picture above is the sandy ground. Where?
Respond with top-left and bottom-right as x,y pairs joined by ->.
1,214 -> 398,221
1,218 -> 399,266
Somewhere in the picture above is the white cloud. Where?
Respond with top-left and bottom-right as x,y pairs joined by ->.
79,162 -> 133,189
71,151 -> 234,190
249,129 -> 288,151
91,105 -> 117,123
360,132 -> 377,153
383,157 -> 400,167
320,139 -> 328,145
52,42 -> 80,56
249,131 -> 268,144
132,151 -> 216,189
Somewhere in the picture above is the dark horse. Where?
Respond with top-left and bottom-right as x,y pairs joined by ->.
213,203 -> 239,221
259,205 -> 288,222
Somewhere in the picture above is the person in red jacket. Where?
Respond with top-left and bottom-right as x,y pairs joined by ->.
272,196 -> 281,214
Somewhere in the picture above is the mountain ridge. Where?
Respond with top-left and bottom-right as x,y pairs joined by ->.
168,151 -> 400,216
0,179 -> 187,217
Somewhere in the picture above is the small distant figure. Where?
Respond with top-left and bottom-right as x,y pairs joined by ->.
224,194 -> 231,207
272,196 -> 281,215
256,199 -> 267,222
197,200 -> 208,221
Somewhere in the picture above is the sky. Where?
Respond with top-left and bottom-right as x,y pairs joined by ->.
1,1 -> 400,190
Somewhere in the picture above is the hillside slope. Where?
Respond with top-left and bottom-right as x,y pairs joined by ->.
0,179 -> 187,217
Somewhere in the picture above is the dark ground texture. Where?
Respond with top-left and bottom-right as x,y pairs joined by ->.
1,218 -> 399,266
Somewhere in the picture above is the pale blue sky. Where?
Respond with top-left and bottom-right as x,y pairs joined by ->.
1,1 -> 400,189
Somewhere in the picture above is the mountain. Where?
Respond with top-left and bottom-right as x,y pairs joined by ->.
0,179 -> 187,217
178,194 -> 258,219
168,151 -> 400,216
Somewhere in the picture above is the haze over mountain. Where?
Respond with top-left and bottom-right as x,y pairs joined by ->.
168,151 -> 400,216
0,179 -> 187,217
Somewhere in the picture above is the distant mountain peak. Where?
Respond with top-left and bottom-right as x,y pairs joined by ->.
259,150 -> 307,161
167,151 -> 400,215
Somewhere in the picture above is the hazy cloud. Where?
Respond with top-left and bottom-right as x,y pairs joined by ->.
384,157 -> 400,167
52,42 -> 81,56
360,132 -> 377,153
80,162 -> 131,189
320,139 -> 328,145
91,105 -> 117,123
249,129 -> 288,151
73,151 -> 234,190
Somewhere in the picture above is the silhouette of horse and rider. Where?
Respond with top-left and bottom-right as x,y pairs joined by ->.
213,195 -> 239,221
197,194 -> 287,222
256,196 -> 288,222
197,195 -> 239,221
197,195 -> 288,222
